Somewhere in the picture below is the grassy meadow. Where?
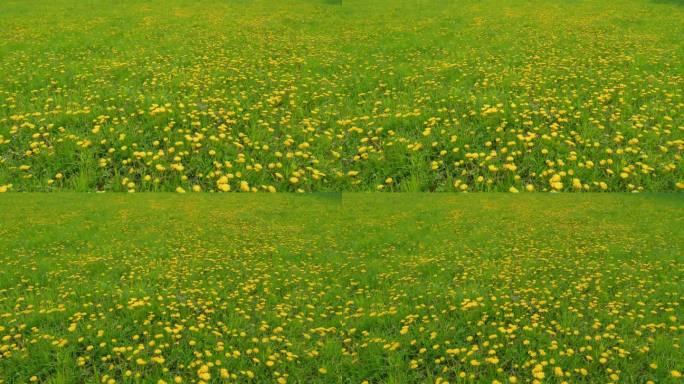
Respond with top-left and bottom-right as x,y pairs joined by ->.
0,194 -> 682,383
0,0 -> 683,192
1,0 -> 684,383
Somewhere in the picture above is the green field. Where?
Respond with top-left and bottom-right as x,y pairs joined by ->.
1,0 -> 683,192
1,0 -> 684,382
0,195 -> 683,383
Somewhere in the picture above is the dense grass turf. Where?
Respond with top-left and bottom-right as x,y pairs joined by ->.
0,195 -> 682,383
0,0 -> 683,192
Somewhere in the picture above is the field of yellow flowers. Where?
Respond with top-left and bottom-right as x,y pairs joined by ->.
1,0 -> 683,192
0,194 -> 682,383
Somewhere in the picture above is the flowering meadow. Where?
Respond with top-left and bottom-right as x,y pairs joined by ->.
1,0 -> 683,382
1,0 -> 683,192
0,195 -> 682,383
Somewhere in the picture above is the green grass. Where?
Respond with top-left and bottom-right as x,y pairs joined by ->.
0,0 -> 683,192
0,194 -> 682,383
